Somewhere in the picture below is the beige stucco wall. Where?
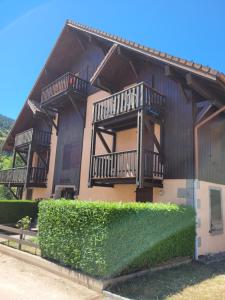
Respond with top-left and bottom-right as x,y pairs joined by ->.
153,179 -> 193,206
196,180 -> 225,255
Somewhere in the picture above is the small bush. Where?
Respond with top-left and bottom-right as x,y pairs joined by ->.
0,200 -> 38,224
39,201 -> 195,278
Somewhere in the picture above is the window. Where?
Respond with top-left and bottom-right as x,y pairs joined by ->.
210,188 -> 223,233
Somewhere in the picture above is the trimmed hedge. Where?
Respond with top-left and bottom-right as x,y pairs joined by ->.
39,201 -> 195,278
0,200 -> 38,224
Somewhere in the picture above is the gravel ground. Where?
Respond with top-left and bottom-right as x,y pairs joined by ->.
0,252 -> 112,300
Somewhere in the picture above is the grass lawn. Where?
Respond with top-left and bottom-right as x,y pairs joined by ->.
108,260 -> 225,300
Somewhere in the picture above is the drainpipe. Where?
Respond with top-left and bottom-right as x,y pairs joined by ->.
194,105 -> 225,259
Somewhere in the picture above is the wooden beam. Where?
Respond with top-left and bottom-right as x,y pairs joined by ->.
195,102 -> 212,124
42,109 -> 58,134
91,182 -> 114,188
96,130 -> 111,153
194,105 -> 225,178
16,151 -> 27,165
88,125 -> 97,188
7,186 -> 19,200
196,100 -> 211,108
165,65 -> 177,78
144,119 -> 161,155
68,95 -> 85,121
165,65 -> 191,102
25,144 -> 32,188
96,77 -> 114,94
117,47 -> 139,78
36,150 -> 48,168
97,128 -> 115,136
186,73 -> 223,107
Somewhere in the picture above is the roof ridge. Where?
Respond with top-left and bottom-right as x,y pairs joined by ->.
66,19 -> 221,77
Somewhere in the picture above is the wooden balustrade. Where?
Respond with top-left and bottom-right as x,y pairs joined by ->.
41,72 -> 89,103
90,149 -> 163,181
0,167 -> 27,184
93,82 -> 165,123
0,167 -> 47,185
15,129 -> 51,148
91,150 -> 137,179
28,167 -> 47,183
144,150 -> 164,179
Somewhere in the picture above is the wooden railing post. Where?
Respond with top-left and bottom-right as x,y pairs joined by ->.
88,124 -> 97,187
25,144 -> 32,188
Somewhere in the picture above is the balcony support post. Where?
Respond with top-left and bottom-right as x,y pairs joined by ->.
16,150 -> 27,165
12,150 -> 17,168
6,185 -> 19,200
36,149 -> 48,169
25,144 -> 33,188
96,129 -> 111,153
144,117 -> 161,156
88,124 -> 97,188
136,110 -> 144,188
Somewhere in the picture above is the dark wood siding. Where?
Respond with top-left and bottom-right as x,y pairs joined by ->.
139,64 -> 194,179
54,102 -> 85,189
199,115 -> 225,184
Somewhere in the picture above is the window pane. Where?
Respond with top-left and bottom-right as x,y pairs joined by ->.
210,189 -> 223,231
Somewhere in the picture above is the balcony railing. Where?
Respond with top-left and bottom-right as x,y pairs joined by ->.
41,72 -> 89,103
143,150 -> 163,179
0,167 -> 27,185
15,129 -> 51,148
90,150 -> 163,181
0,167 -> 47,186
93,82 -> 166,123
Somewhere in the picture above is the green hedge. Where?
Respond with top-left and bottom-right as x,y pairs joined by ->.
0,200 -> 38,224
39,201 -> 195,278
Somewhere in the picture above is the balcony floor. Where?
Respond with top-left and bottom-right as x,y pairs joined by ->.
95,110 -> 138,131
91,176 -> 163,187
40,90 -> 85,110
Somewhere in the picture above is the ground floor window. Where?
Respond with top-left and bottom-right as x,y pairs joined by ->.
209,188 -> 223,234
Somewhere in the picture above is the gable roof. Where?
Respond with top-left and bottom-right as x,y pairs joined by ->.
67,20 -> 224,81
3,20 -> 225,151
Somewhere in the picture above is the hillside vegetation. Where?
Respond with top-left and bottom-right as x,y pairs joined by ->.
0,114 -> 14,149
0,114 -> 14,199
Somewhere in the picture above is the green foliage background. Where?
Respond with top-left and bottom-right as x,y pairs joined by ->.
0,114 -> 14,199
0,200 -> 38,224
39,200 -> 195,278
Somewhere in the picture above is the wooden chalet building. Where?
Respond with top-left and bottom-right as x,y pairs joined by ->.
1,20 -> 225,256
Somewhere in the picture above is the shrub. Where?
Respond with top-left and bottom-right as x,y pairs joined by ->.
0,200 -> 38,224
39,201 -> 195,279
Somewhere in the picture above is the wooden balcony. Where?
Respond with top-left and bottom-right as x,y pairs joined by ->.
15,129 -> 51,149
0,167 -> 47,187
41,72 -> 89,108
93,82 -> 165,130
89,149 -> 163,186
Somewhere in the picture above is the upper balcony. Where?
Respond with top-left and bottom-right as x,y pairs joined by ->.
14,128 -> 51,150
41,72 -> 89,109
93,82 -> 165,130
0,167 -> 47,187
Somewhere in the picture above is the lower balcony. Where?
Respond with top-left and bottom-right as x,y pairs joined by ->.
89,150 -> 163,187
15,128 -> 51,149
0,167 -> 47,188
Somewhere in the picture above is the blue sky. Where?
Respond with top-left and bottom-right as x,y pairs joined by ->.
0,0 -> 225,119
